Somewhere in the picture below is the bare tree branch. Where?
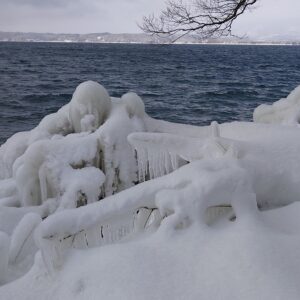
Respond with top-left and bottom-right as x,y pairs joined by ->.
140,0 -> 257,42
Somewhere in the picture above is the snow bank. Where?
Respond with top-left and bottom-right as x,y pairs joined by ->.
254,85 -> 300,125
35,117 -> 300,270
3,203 -> 300,300
2,81 -> 300,298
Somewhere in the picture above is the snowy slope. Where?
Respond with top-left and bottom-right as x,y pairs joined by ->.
2,204 -> 300,300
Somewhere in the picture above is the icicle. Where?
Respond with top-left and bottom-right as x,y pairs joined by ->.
144,209 -> 162,229
170,153 -> 179,171
134,144 -> 147,182
211,121 -> 220,138
158,151 -> 164,177
39,238 -> 56,274
133,208 -> 152,232
164,151 -> 170,174
73,231 -> 88,249
9,213 -> 41,264
147,146 -> 154,179
150,148 -> 155,179
39,163 -> 48,203
0,232 -> 9,284
85,226 -> 100,247
37,233 -> 69,273
151,147 -> 159,179
131,133 -> 183,182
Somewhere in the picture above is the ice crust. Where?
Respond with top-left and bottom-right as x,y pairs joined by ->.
1,82 -> 300,298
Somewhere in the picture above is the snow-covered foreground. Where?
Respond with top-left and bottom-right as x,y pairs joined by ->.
1,82 -> 300,299
3,206 -> 300,300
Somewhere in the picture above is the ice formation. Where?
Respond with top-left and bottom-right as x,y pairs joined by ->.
69,81 -> 111,133
254,85 -> 300,125
0,81 -> 147,210
9,213 -> 41,265
121,92 -> 145,118
0,232 -> 9,285
1,82 -> 300,299
0,81 -> 149,282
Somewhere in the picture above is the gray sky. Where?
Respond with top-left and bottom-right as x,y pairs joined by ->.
0,0 -> 300,38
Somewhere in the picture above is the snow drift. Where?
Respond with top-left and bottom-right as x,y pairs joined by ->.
1,81 -> 300,299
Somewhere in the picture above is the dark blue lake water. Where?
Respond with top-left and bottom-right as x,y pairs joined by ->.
1,42 -> 300,144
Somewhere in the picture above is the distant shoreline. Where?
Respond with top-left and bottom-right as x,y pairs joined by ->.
1,31 -> 299,46
1,40 -> 300,46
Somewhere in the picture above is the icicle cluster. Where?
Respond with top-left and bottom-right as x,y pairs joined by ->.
134,144 -> 180,181
129,121 -> 223,181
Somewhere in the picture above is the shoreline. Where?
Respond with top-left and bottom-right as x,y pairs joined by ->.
0,40 -> 299,46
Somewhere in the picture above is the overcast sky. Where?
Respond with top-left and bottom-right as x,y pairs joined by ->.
0,0 -> 300,38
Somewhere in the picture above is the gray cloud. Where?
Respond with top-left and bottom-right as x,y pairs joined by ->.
0,0 -> 75,8
0,0 -> 299,37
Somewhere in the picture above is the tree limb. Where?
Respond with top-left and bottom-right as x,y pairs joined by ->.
140,0 -> 257,42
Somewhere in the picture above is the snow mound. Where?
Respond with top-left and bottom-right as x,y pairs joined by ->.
69,81 -> 111,132
3,203 -> 300,300
121,92 -> 145,118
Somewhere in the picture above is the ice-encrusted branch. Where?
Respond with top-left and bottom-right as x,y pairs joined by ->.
128,121 -> 239,181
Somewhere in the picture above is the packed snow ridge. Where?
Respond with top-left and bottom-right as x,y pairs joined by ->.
1,81 -> 300,299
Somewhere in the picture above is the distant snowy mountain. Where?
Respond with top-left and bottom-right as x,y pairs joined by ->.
0,31 -> 299,45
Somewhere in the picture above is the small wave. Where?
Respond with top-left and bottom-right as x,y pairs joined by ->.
1,43 -> 300,142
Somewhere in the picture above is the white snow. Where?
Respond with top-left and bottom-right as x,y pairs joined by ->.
3,206 -> 300,299
254,85 -> 300,125
59,166 -> 105,209
1,81 -> 300,299
69,81 -> 111,133
121,92 -> 145,118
